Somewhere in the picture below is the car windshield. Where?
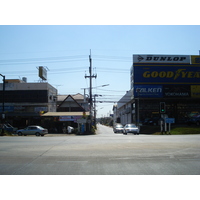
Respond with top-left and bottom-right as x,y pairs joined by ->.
116,125 -> 123,128
127,124 -> 137,128
36,126 -> 43,129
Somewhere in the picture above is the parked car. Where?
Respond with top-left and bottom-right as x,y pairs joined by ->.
123,124 -> 139,135
0,123 -> 17,133
187,115 -> 200,125
113,123 -> 124,133
16,125 -> 48,136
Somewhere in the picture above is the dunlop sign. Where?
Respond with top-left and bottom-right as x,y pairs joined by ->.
133,55 -> 190,64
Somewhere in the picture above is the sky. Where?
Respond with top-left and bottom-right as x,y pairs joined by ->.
1,1 -> 200,118
1,25 -> 200,117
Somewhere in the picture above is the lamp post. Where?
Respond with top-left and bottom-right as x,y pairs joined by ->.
0,74 -> 5,134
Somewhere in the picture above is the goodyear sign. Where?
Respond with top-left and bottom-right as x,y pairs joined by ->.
134,66 -> 200,84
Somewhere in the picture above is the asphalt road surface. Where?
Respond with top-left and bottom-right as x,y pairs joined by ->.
1,124 -> 200,175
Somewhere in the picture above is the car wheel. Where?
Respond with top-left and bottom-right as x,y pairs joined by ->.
35,132 -> 40,136
18,132 -> 22,136
41,134 -> 44,137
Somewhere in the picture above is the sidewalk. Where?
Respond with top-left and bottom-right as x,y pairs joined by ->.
47,133 -> 76,137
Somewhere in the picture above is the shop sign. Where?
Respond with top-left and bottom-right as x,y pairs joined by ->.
191,85 -> 200,98
163,85 -> 190,98
191,56 -> 200,64
133,55 -> 190,64
134,85 -> 163,98
0,106 -> 14,112
35,107 -> 48,112
165,118 -> 175,123
134,65 -> 200,84
59,116 -> 82,122
77,118 -> 87,123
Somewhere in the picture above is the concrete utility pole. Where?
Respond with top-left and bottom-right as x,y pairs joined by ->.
0,74 -> 5,135
85,50 -> 97,128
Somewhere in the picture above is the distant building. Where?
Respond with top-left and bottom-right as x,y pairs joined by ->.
57,93 -> 89,112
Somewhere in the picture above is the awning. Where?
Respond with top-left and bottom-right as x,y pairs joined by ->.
42,112 -> 89,117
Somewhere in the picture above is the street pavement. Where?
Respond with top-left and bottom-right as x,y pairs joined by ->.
0,124 -> 200,175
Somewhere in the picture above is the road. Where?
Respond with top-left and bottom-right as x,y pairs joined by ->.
0,124 -> 200,175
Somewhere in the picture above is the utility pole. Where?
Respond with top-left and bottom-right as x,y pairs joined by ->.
85,50 -> 97,129
0,74 -> 5,135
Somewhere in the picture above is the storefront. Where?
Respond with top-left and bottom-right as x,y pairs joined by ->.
42,112 -> 89,133
131,54 -> 200,124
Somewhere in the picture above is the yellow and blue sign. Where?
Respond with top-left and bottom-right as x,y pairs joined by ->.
191,85 -> 200,98
134,65 -> 200,85
134,85 -> 195,98
191,56 -> 200,64
134,85 -> 163,98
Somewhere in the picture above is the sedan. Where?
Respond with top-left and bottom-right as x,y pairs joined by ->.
113,123 -> 124,133
16,125 -> 48,136
123,124 -> 139,135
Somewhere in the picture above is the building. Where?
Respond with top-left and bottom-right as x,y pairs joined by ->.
41,93 -> 89,133
115,90 -> 133,125
0,79 -> 57,128
115,54 -> 200,125
57,93 -> 89,112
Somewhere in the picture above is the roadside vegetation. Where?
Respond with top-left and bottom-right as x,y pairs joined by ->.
153,126 -> 200,135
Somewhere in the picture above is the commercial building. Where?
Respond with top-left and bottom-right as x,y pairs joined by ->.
115,54 -> 200,125
42,93 -> 89,133
0,79 -> 57,128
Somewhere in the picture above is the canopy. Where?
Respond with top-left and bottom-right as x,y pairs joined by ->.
42,112 -> 89,117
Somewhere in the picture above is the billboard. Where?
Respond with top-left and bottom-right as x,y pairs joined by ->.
134,65 -> 200,85
39,66 -> 47,80
133,55 -> 190,64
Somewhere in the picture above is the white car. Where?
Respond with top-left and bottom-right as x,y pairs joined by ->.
16,125 -> 48,136
113,123 -> 124,133
123,124 -> 139,135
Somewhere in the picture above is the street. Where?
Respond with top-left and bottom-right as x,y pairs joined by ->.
0,124 -> 200,175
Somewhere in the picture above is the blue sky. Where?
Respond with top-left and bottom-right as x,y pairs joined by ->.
1,25 -> 200,117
